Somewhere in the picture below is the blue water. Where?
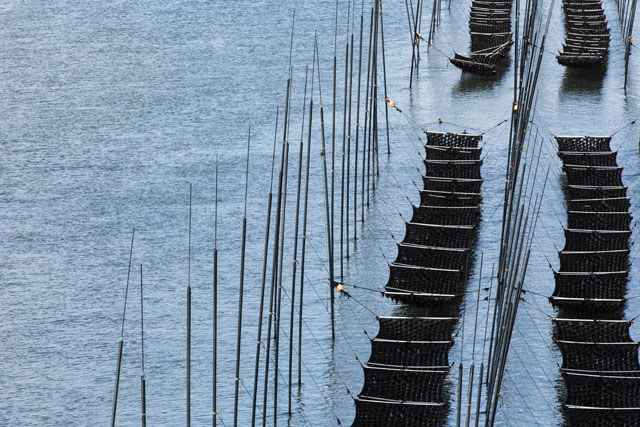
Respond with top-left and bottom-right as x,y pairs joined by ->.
1,0 -> 638,426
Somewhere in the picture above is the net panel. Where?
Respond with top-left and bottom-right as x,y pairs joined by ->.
565,406 -> 640,427
377,317 -> 458,341
568,185 -> 628,200
552,271 -> 628,300
558,341 -> 640,371
568,197 -> 630,213
368,339 -> 453,369
558,250 -> 629,272
419,191 -> 482,207
554,319 -> 633,343
424,160 -> 483,179
423,177 -> 484,193
556,136 -> 612,152
403,222 -> 475,248
425,132 -> 482,148
563,373 -> 640,407
564,166 -> 623,187
424,145 -> 482,160
410,205 -> 480,226
394,244 -> 468,270
558,151 -> 617,167
360,367 -> 448,403
353,399 -> 444,427
567,211 -> 632,231
563,229 -> 631,251
386,264 -> 461,296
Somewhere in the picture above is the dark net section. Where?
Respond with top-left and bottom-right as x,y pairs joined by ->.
376,317 -> 457,341
552,271 -> 628,301
470,32 -> 513,53
559,250 -> 629,272
424,160 -> 483,179
424,145 -> 482,160
558,341 -> 640,372
360,367 -> 448,403
568,185 -> 627,200
559,151 -> 618,166
565,407 -> 640,427
419,190 -> 482,207
368,339 -> 452,369
394,244 -> 468,270
567,211 -> 632,231
403,222 -> 475,248
568,197 -> 630,212
353,399 -> 444,427
563,373 -> 640,407
423,177 -> 484,193
554,319 -> 633,343
386,264 -> 460,296
410,206 -> 479,226
556,136 -> 612,152
564,166 -> 623,187
425,131 -> 482,148
563,229 -> 630,251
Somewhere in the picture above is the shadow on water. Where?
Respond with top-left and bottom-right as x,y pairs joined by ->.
560,64 -> 607,94
451,59 -> 511,94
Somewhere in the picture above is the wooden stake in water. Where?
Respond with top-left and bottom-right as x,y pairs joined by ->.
139,264 -> 147,427
111,228 -> 135,427
187,184 -> 192,427
233,129 -> 251,427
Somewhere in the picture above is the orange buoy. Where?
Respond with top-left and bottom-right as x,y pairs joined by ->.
389,101 -> 396,108
336,284 -> 344,292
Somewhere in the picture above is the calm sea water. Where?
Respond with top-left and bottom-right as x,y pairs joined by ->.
1,1 -> 638,426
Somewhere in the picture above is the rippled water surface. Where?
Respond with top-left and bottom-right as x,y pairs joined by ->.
1,1 -> 639,426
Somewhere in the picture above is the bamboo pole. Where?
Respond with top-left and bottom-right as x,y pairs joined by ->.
233,129 -> 251,427
111,228 -> 135,427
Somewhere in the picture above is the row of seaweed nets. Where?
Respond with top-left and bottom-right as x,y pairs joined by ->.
353,131 -> 483,426
551,135 -> 640,426
449,0 -> 514,74
556,0 -> 611,67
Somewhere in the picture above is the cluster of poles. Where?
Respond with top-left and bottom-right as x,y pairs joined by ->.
482,0 -> 554,423
107,0 -> 404,425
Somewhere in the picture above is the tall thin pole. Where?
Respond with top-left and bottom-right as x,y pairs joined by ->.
274,141 -> 290,426
346,29 -> 354,258
140,264 -> 146,427
379,0 -> 390,156
321,105 -> 336,341
340,39 -> 349,280
465,254 -> 483,427
354,9 -> 365,242
233,129 -> 251,427
331,0 -> 339,295
362,8 -> 374,220
251,108 -> 279,427
213,156 -> 219,426
299,95 -> 313,386
111,229 -> 135,427
288,67 -> 308,415
263,79 -> 290,427
187,185 -> 192,427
